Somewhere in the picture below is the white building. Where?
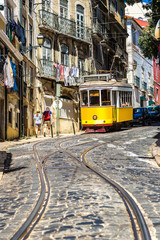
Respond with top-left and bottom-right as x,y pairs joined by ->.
126,17 -> 154,107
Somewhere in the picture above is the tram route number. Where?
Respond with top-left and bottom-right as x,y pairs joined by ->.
53,100 -> 63,109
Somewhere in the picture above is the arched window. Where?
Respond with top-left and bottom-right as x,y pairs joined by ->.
61,44 -> 69,66
43,38 -> 52,60
76,5 -> 84,39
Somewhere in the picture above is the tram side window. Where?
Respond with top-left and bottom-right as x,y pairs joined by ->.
119,91 -> 132,107
89,90 -> 100,106
101,90 -> 111,106
81,91 -> 88,106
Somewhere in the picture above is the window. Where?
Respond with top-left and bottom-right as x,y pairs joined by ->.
23,61 -> 27,82
61,44 -> 69,66
101,90 -> 111,106
16,112 -> 19,128
156,88 -> 158,102
29,0 -> 32,15
29,24 -> 32,59
43,38 -> 52,60
81,91 -> 88,106
119,91 -> 132,107
78,58 -> 85,75
76,5 -> 84,39
60,0 -> 68,18
22,17 -> 26,38
89,90 -> 100,106
30,88 -> 33,102
42,0 -> 50,11
9,108 -> 12,124
30,67 -> 33,85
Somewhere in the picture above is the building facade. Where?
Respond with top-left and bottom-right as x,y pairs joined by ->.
126,17 -> 154,108
0,0 -> 23,141
153,58 -> 160,105
0,0 -> 130,140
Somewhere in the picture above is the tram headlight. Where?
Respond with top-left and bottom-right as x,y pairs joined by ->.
93,115 -> 97,120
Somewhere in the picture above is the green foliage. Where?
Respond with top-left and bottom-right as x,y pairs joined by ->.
138,26 -> 159,59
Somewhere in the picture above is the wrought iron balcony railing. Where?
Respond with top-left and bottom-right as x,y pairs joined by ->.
39,59 -> 57,79
39,58 -> 91,85
39,10 -> 92,43
142,81 -> 147,91
148,86 -> 154,96
134,76 -> 140,87
92,19 -> 108,39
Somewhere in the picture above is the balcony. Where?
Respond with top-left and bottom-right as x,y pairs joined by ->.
134,76 -> 140,88
148,86 -> 154,96
39,10 -> 92,44
39,59 -> 57,79
92,19 -> 108,40
141,82 -> 147,92
39,59 -> 91,85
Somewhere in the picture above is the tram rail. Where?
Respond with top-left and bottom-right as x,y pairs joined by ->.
10,134 -> 152,240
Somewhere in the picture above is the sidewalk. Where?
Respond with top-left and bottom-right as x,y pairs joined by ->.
152,139 -> 160,167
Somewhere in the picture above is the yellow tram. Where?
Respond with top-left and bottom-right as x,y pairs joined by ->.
79,79 -> 133,132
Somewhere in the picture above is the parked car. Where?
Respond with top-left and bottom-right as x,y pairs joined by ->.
131,107 -> 151,126
147,105 -> 160,122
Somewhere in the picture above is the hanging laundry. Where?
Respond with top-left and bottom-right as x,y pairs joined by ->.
15,21 -> 21,42
59,65 -> 64,81
69,67 -> 74,77
10,60 -> 18,91
20,25 -> 26,46
73,67 -> 79,78
56,64 -> 60,82
3,57 -> 14,88
64,66 -> 69,86
53,62 -> 57,68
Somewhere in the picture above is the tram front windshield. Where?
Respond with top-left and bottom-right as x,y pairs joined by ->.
89,90 -> 100,106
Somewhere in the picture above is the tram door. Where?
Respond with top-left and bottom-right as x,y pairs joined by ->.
112,91 -> 117,122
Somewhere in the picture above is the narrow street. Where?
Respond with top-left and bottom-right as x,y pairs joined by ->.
0,124 -> 160,239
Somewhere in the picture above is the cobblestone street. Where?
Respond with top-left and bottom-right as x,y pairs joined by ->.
0,126 -> 160,239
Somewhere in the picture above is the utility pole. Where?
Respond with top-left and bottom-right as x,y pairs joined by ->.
56,83 -> 62,136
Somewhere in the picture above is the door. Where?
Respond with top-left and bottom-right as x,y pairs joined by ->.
112,91 -> 117,122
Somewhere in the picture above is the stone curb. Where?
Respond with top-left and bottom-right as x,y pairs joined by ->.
151,142 -> 160,167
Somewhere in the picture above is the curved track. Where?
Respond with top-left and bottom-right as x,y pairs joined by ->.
11,134 -> 152,240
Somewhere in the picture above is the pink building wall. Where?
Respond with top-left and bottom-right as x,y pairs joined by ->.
153,58 -> 160,105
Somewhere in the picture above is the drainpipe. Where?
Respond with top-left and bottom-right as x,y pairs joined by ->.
19,63 -> 24,137
5,86 -> 7,140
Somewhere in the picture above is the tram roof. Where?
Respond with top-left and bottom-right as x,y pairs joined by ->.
79,79 -> 132,90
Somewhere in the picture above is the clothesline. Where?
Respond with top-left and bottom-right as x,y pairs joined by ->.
53,62 -> 79,86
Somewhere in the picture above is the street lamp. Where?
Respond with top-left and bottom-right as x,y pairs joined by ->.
133,62 -> 137,70
155,19 -> 160,40
21,32 -> 44,53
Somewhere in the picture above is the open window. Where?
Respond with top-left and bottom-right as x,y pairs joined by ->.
81,90 -> 88,106
101,89 -> 111,106
119,91 -> 132,107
